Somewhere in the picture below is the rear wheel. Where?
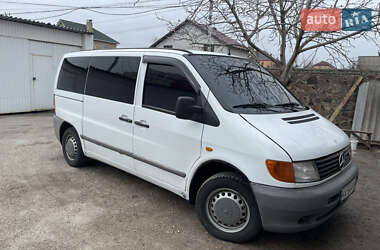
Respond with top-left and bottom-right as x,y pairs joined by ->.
62,127 -> 88,167
195,172 -> 262,243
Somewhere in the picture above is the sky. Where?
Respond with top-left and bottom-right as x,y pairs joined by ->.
0,0 -> 378,66
0,0 -> 188,47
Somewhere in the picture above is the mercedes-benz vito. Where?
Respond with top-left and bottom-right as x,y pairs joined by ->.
53,49 -> 358,242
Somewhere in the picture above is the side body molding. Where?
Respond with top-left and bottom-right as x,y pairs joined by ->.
81,135 -> 187,178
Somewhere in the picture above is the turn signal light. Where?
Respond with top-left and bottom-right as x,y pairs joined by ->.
266,160 -> 295,183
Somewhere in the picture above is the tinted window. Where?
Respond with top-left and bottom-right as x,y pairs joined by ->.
57,57 -> 89,94
185,55 -> 306,114
143,64 -> 197,113
86,56 -> 140,104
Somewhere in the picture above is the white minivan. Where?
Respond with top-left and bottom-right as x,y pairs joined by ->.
53,49 -> 358,242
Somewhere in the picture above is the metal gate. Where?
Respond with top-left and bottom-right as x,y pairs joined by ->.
352,80 -> 380,144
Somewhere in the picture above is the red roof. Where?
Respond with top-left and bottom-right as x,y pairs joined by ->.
312,61 -> 336,68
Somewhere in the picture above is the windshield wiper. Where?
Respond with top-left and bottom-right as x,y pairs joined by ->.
274,102 -> 305,108
232,103 -> 282,113
275,102 -> 300,107
232,103 -> 271,109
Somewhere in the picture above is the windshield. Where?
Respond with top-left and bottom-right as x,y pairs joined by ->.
185,55 -> 307,114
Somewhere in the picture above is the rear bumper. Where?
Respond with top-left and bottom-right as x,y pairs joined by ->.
251,162 -> 358,233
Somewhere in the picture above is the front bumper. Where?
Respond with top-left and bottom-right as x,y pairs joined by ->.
251,162 -> 358,233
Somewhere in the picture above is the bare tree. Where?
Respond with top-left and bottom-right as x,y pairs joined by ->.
181,0 -> 380,83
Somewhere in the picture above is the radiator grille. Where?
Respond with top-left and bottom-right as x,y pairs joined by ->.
314,146 -> 351,180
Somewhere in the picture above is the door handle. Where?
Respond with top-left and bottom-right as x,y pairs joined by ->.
119,115 -> 132,123
135,120 -> 149,128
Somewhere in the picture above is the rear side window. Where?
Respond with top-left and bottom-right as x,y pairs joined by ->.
57,57 -> 89,94
86,56 -> 140,104
143,64 -> 197,113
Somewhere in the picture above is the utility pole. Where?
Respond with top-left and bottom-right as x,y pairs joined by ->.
208,0 -> 214,52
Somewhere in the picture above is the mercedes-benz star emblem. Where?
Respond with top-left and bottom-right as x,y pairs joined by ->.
339,151 -> 350,169
339,152 -> 345,168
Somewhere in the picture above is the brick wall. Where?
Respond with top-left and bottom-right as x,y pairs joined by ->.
271,69 -> 380,129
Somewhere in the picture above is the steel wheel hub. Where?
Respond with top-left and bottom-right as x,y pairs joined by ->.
65,136 -> 78,161
206,188 -> 250,233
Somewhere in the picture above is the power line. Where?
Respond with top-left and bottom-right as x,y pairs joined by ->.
36,6 -> 191,21
1,0 -> 191,21
10,8 -> 76,15
5,1 -> 192,15
85,5 -> 191,16
32,9 -> 77,21
9,4 -> 187,15
108,23 -> 164,34
0,1 -> 76,8
0,0 -> 182,9
96,7 -> 183,23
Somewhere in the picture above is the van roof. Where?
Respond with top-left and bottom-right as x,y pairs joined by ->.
64,48 -> 241,58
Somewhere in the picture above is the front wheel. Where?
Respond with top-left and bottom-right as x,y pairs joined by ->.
195,172 -> 262,243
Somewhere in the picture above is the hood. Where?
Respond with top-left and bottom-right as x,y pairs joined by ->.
241,110 -> 349,161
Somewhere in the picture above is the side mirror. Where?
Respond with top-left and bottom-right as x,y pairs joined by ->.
175,96 -> 202,120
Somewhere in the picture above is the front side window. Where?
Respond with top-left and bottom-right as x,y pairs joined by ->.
185,55 -> 307,114
57,57 -> 89,94
85,56 -> 140,104
143,63 -> 197,113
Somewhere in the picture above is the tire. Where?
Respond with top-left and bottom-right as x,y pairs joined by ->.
61,127 -> 88,167
195,172 -> 262,243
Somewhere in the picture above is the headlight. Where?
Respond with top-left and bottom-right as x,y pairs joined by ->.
293,161 -> 320,183
266,160 -> 320,183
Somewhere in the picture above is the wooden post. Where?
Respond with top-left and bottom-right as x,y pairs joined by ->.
329,76 -> 363,122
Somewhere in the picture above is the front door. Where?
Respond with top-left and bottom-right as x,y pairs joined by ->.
133,62 -> 203,191
31,55 -> 54,110
83,56 -> 141,170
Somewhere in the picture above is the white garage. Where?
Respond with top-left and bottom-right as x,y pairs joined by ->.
0,15 -> 93,114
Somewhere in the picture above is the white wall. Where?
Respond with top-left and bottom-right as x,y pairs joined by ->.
0,19 -> 92,49
0,36 -> 30,113
154,23 -> 249,58
0,20 -> 86,114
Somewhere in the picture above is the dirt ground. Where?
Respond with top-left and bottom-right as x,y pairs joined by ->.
1,111 -> 379,250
